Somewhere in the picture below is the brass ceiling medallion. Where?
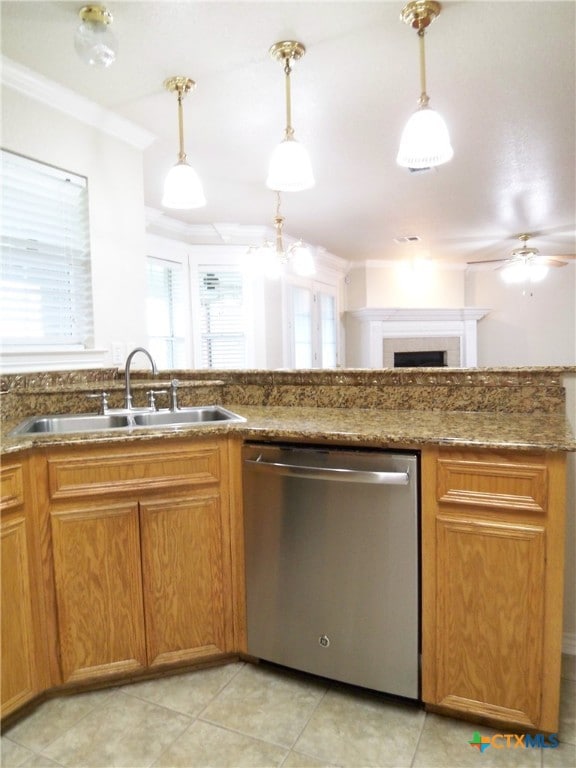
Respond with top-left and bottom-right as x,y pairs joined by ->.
78,4 -> 113,25
400,0 -> 441,30
269,40 -> 306,64
163,76 -> 196,97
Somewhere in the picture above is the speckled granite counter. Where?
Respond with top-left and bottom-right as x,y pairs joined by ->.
2,367 -> 575,455
2,405 -> 574,456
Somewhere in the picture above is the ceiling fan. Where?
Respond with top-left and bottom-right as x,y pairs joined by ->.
467,233 -> 576,283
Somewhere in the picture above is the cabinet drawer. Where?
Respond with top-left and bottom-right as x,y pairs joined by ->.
1,464 -> 24,511
47,444 -> 222,501
437,456 -> 547,513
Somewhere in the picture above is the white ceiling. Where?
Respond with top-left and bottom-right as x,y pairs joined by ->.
1,0 -> 575,265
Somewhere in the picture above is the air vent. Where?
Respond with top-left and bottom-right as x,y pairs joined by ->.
393,236 -> 421,244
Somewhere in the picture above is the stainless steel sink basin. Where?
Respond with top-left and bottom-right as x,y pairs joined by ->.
9,413 -> 132,435
132,406 -> 245,427
9,406 -> 245,436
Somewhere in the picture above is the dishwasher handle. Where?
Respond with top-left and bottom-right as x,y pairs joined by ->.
244,456 -> 410,485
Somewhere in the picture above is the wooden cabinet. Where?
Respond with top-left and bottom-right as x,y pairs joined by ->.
421,447 -> 566,732
1,457 -> 48,717
42,438 -> 242,685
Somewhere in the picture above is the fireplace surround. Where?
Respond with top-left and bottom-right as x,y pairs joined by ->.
346,308 -> 489,368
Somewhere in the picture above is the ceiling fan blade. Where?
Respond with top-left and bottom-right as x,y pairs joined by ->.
543,257 -> 573,267
466,258 -> 507,265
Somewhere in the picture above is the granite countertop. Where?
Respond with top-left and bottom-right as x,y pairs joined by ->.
2,405 -> 575,456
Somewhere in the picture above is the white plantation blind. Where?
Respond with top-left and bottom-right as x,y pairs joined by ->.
0,149 -> 93,348
198,268 -> 245,368
146,256 -> 187,368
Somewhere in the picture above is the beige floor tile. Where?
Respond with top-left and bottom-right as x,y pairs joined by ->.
200,663 -> 328,748
120,661 -> 244,717
542,740 -> 576,767
294,686 -> 424,768
560,679 -> 576,746
153,719 -> 288,768
21,756 -> 64,767
561,654 -> 576,683
41,690 -> 191,768
0,736 -> 38,767
282,750 -> 340,767
413,714 -> 542,768
3,689 -> 116,753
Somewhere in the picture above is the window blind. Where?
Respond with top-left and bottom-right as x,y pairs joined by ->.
198,269 -> 245,368
146,257 -> 187,368
0,149 -> 93,348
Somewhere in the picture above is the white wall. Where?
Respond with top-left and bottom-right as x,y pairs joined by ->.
1,87 -> 148,367
345,260 -> 466,311
467,263 -> 576,651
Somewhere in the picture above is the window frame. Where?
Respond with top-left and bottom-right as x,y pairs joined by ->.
0,149 -> 107,372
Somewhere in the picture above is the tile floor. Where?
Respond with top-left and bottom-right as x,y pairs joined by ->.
1,659 -> 575,768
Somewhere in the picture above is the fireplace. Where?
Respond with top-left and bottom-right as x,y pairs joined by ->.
394,350 -> 446,367
346,308 -> 489,368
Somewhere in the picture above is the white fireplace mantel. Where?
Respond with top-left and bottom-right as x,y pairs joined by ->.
347,307 -> 490,367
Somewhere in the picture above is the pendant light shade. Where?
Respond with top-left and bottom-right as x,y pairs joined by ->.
162,161 -> 205,209
162,76 -> 206,210
74,5 -> 117,68
267,138 -> 315,192
397,105 -> 453,168
267,41 -> 315,192
397,1 -> 453,169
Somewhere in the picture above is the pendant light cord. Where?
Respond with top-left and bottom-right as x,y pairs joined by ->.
177,88 -> 187,161
284,57 -> 294,140
418,27 -> 430,107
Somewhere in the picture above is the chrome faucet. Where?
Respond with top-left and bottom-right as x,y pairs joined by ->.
124,347 -> 157,410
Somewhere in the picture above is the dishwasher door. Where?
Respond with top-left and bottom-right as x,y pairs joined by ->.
243,443 -> 419,700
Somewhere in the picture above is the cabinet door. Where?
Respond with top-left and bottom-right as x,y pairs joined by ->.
140,493 -> 233,667
1,461 -> 42,718
1,516 -> 38,714
434,515 -> 545,727
51,502 -> 147,683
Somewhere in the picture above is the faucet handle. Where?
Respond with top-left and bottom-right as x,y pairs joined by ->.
169,379 -> 180,411
87,391 -> 109,415
146,389 -> 167,410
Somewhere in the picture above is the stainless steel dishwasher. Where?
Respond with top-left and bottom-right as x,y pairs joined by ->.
243,442 -> 419,700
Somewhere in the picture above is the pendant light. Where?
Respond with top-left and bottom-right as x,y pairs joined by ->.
74,5 -> 117,68
162,76 -> 206,209
397,1 -> 453,169
244,192 -> 315,278
267,41 -> 315,192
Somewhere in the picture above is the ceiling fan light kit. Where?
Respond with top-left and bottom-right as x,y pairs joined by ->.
397,0 -> 454,169
468,233 -> 575,284
162,76 -> 206,210
266,41 -> 315,192
74,4 -> 117,68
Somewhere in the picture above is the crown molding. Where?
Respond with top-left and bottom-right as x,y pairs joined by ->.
347,307 -> 490,322
1,56 -> 156,150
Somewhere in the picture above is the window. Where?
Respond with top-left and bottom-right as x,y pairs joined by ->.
198,268 -> 245,368
286,282 -> 339,368
0,149 -> 93,349
146,256 -> 188,368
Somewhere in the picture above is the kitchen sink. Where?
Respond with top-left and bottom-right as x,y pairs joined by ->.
9,413 -> 133,434
9,406 -> 245,436
132,406 -> 245,427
